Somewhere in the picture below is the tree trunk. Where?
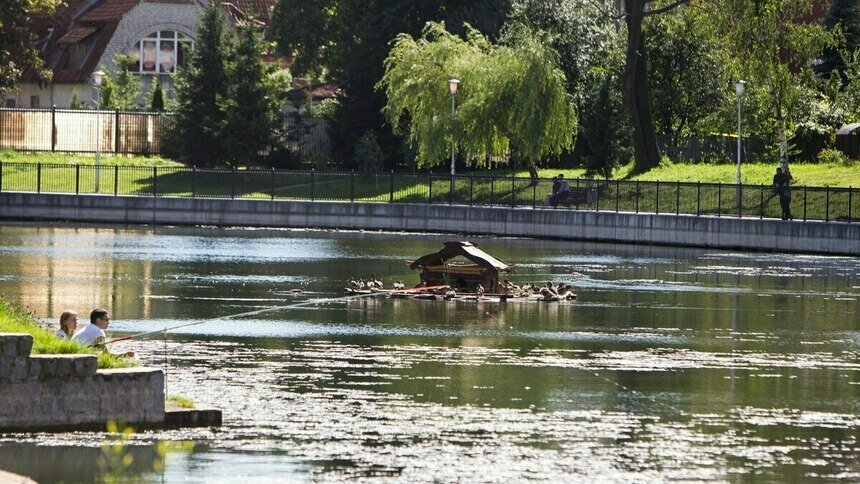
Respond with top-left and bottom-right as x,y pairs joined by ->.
775,104 -> 788,162
528,160 -> 539,183
624,1 -> 662,173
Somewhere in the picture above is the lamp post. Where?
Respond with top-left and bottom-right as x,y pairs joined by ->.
93,70 -> 105,193
734,80 -> 746,187
448,79 -> 460,203
448,79 -> 460,176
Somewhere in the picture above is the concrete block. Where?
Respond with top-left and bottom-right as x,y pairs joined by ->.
26,359 -> 41,381
72,355 -> 98,377
56,358 -> 72,378
0,360 -> 12,381
40,357 -> 58,378
11,359 -> 29,382
0,334 -> 33,358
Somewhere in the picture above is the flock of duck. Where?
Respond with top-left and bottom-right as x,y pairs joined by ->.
345,276 -> 576,302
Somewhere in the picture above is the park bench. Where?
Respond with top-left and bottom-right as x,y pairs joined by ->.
544,187 -> 598,207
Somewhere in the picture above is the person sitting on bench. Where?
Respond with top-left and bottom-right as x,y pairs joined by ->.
550,174 -> 570,207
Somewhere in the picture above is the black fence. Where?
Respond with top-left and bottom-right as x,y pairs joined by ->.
0,162 -> 855,223
0,107 -> 331,160
657,134 -> 767,163
837,130 -> 860,159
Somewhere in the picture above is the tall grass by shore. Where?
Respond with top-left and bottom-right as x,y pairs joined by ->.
0,298 -> 134,369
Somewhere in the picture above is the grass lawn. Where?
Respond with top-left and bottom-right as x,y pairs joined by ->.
3,149 -> 858,186
480,161 -> 860,187
0,298 -> 135,369
0,150 -> 181,167
0,150 -> 857,221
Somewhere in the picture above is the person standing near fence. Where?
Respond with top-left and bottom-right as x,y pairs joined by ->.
773,166 -> 793,220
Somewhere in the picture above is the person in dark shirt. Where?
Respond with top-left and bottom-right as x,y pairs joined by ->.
549,175 -> 561,206
772,167 -> 793,220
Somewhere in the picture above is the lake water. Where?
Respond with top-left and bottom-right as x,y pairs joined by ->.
0,223 -> 859,482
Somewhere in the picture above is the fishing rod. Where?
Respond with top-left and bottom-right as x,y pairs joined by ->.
99,290 -> 389,346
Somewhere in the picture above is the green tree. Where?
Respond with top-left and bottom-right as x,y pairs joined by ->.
355,130 -> 383,172
68,89 -> 85,109
378,21 -> 576,179
707,0 -> 836,162
98,77 -> 114,109
269,0 -> 333,78
220,26 -> 284,166
148,80 -> 165,111
581,66 -> 630,178
0,0 -> 63,91
103,55 -> 141,110
817,0 -> 860,76
510,0 -> 630,175
268,0 -> 512,168
842,49 -> 860,120
172,1 -> 234,166
646,8 -> 725,137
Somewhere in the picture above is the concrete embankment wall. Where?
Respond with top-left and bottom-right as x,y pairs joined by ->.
0,192 -> 858,255
0,334 -> 164,431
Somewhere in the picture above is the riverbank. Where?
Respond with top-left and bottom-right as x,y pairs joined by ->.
0,298 -> 221,432
0,299 -> 133,369
1,193 -> 856,255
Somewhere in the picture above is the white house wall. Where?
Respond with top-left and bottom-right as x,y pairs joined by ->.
5,82 -> 93,108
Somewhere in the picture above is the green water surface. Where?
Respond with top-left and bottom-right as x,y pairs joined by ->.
0,223 -> 858,482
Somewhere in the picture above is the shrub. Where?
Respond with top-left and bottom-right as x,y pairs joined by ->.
818,148 -> 855,166
355,130 -> 383,173
69,89 -> 85,109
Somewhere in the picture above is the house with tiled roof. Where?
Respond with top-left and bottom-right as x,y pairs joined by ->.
4,0 -> 273,108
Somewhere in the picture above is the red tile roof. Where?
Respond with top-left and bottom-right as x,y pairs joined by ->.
52,23 -> 118,82
78,0 -> 138,23
223,0 -> 275,23
57,26 -> 98,43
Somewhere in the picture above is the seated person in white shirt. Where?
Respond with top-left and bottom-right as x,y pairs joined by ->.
71,308 -> 110,347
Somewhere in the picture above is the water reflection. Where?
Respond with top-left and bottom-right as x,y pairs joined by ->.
0,222 -> 859,481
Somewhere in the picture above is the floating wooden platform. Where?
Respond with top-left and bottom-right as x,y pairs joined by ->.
346,287 -> 576,303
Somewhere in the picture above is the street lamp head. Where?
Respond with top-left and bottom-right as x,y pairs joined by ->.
734,80 -> 746,97
448,79 -> 461,95
93,70 -> 106,87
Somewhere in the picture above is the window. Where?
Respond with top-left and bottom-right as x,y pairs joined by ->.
30,96 -> 40,108
4,98 -> 16,108
127,30 -> 193,74
69,43 -> 86,67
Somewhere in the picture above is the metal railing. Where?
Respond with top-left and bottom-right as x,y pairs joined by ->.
0,161 -> 855,223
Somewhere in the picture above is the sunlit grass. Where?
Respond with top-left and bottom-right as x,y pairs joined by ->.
167,395 -> 195,408
620,160 -> 860,187
1,150 -> 181,167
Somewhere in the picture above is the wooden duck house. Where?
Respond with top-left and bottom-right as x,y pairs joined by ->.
409,241 -> 514,293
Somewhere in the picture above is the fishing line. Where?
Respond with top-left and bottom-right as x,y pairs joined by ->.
100,291 -> 388,346
104,286 -> 687,419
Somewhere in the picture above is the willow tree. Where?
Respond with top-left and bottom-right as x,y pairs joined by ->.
377,21 -> 577,180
